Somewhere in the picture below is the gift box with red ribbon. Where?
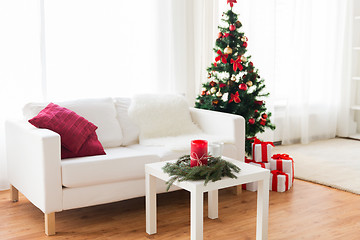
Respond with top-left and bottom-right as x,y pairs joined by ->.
251,137 -> 274,163
270,170 -> 291,192
270,154 -> 294,185
242,157 -> 270,192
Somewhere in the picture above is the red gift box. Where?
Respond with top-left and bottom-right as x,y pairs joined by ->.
270,154 -> 294,185
242,157 -> 270,192
270,170 -> 290,192
251,137 -> 274,163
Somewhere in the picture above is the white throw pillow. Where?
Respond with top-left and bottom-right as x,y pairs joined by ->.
113,97 -> 140,146
23,98 -> 123,148
128,94 -> 202,141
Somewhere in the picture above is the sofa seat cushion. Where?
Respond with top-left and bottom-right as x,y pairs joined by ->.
61,147 -> 160,188
127,144 -> 189,162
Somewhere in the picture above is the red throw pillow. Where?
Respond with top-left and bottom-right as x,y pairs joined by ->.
61,132 -> 106,159
29,103 -> 97,153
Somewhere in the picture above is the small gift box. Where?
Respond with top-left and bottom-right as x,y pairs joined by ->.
270,154 -> 294,185
251,138 -> 274,163
242,157 -> 270,192
270,170 -> 291,192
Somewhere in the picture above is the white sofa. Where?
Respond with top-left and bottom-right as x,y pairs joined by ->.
5,97 -> 245,235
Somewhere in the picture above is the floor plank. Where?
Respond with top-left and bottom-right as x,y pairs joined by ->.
0,180 -> 359,239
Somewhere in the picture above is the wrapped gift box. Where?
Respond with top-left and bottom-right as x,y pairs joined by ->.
270,170 -> 291,192
251,138 -> 274,163
242,158 -> 270,192
270,154 -> 294,185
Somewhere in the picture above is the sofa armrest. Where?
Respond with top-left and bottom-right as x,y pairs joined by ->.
5,120 -> 62,214
189,108 -> 245,161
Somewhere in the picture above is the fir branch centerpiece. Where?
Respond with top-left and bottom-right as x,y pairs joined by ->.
162,155 -> 240,191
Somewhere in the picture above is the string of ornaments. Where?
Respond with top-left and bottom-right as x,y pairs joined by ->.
195,0 -> 275,155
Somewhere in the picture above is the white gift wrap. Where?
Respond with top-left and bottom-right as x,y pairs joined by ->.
252,143 -> 273,162
269,156 -> 294,184
270,172 -> 291,192
243,181 -> 258,192
242,162 -> 270,192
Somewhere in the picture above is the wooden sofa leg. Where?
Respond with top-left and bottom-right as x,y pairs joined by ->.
10,185 -> 19,202
235,185 -> 242,195
45,213 -> 56,236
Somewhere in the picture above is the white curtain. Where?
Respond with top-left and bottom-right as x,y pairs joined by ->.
274,0 -> 349,144
0,0 -> 44,190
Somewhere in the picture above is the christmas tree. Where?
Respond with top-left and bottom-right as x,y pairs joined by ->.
195,0 -> 275,155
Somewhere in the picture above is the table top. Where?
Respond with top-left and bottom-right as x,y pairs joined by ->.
145,157 -> 270,193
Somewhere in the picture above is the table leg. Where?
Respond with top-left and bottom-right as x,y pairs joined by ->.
191,190 -> 203,240
146,173 -> 157,235
208,190 -> 218,219
256,175 -> 270,240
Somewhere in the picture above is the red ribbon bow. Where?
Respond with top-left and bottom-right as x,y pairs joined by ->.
272,154 -> 292,161
229,91 -> 240,103
230,56 -> 243,71
227,0 -> 237,8
215,50 -> 228,64
271,170 -> 289,192
223,33 -> 234,38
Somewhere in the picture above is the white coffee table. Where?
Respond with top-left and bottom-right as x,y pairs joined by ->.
145,157 -> 270,240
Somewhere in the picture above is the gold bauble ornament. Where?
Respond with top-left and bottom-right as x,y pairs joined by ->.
224,46 -> 233,55
216,91 -> 223,98
241,55 -> 247,62
210,87 -> 217,94
231,75 -> 236,81
246,81 -> 253,87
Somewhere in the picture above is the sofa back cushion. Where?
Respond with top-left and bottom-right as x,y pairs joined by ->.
113,97 -> 140,146
23,98 -> 123,148
128,94 -> 201,141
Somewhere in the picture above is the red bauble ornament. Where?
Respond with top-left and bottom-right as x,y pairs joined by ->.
262,113 -> 268,119
218,32 -> 223,38
229,25 -> 236,31
239,83 -> 248,91
249,62 -> 254,66
219,83 -> 226,88
242,42 -> 248,47
249,118 -> 255,125
260,118 -> 266,126
206,91 -> 210,95
201,91 -> 206,96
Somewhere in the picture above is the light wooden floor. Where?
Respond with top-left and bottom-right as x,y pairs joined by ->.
0,180 -> 359,240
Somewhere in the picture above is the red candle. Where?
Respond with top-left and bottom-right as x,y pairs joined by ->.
190,140 -> 208,167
